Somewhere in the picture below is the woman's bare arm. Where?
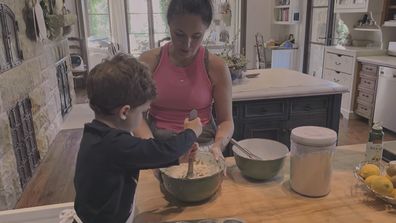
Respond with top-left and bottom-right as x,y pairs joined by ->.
132,49 -> 161,139
208,53 -> 234,158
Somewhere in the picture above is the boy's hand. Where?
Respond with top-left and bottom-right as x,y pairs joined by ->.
184,117 -> 202,137
179,143 -> 199,163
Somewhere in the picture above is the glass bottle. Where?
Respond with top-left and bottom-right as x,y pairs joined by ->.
365,123 -> 384,165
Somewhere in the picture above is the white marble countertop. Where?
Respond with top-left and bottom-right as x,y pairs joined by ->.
232,69 -> 348,101
357,55 -> 396,69
326,45 -> 383,52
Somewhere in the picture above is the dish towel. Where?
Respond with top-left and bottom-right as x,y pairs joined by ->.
59,209 -> 82,223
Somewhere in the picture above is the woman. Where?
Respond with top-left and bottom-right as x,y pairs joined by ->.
134,0 -> 234,159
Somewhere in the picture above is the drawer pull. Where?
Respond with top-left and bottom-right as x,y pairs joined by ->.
337,54 -> 342,57
303,105 -> 312,111
335,62 -> 341,65
335,71 -> 340,74
333,78 -> 340,83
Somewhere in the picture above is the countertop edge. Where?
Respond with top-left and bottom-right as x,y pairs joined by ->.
232,86 -> 348,101
357,56 -> 396,69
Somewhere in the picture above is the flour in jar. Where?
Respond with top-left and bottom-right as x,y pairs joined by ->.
290,150 -> 333,197
165,160 -> 219,179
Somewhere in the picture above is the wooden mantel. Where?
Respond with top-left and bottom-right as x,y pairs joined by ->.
133,143 -> 396,223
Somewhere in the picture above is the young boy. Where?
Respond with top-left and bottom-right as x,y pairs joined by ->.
73,53 -> 202,223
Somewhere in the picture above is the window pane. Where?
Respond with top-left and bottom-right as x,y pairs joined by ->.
0,19 -> 7,65
152,0 -> 170,13
87,0 -> 109,14
127,0 -> 148,13
311,7 -> 328,44
129,34 -> 150,56
88,15 -> 111,39
155,33 -> 170,47
313,0 -> 328,7
6,14 -> 19,62
128,14 -> 149,33
153,14 -> 169,33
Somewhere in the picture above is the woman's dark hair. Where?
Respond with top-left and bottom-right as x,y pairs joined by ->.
167,0 -> 213,27
87,53 -> 156,115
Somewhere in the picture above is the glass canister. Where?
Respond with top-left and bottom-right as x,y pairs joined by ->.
290,126 -> 337,197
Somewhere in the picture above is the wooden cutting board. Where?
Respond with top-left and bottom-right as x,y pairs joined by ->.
133,144 -> 396,223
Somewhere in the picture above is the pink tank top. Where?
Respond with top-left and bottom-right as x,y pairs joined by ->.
150,43 -> 213,132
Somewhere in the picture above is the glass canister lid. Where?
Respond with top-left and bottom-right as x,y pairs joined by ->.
291,126 -> 337,147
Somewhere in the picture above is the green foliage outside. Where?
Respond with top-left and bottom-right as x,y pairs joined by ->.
87,0 -> 110,39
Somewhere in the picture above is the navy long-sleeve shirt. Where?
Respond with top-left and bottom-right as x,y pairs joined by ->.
74,120 -> 197,223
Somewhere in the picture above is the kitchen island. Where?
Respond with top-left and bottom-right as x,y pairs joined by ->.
229,69 -> 347,147
133,143 -> 396,223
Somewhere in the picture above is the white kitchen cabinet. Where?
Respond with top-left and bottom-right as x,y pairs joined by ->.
323,69 -> 352,112
271,49 -> 297,70
323,46 -> 384,119
334,0 -> 382,13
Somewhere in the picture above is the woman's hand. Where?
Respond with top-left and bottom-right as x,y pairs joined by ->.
179,143 -> 199,163
210,144 -> 227,176
210,144 -> 224,161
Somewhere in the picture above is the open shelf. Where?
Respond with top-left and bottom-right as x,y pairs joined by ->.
354,26 -> 381,31
274,5 -> 290,9
273,0 -> 299,25
273,21 -> 298,25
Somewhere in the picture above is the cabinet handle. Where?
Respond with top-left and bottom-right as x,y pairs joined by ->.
335,62 -> 341,65
337,54 -> 342,57
335,71 -> 340,74
304,105 -> 312,111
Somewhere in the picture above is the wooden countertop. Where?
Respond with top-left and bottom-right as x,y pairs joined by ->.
357,55 -> 396,69
232,69 -> 348,102
133,144 -> 396,223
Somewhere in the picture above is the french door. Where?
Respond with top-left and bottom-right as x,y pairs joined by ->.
303,0 -> 335,78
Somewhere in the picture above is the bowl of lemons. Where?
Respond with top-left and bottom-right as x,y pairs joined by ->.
354,161 -> 396,205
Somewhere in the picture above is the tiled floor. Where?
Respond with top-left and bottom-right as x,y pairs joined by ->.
61,103 -> 93,130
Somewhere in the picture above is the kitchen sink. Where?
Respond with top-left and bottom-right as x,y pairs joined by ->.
162,218 -> 245,223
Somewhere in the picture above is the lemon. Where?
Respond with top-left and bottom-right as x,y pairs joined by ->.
371,176 -> 394,196
389,175 -> 396,188
359,164 -> 380,179
365,175 -> 380,187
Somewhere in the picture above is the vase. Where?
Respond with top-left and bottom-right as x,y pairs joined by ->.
229,68 -> 244,83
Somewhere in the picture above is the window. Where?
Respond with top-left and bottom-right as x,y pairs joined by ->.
126,0 -> 170,56
0,3 -> 23,74
86,0 -> 111,46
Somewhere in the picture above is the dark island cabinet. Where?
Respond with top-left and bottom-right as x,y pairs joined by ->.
231,94 -> 342,148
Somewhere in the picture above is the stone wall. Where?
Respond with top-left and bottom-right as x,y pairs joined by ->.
0,0 -> 75,210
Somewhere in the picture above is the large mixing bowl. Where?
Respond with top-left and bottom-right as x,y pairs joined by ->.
160,151 -> 225,203
233,138 -> 289,180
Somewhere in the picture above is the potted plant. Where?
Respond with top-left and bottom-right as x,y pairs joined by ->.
219,53 -> 247,81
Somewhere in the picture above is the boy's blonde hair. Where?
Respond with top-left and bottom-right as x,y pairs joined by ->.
87,53 -> 156,115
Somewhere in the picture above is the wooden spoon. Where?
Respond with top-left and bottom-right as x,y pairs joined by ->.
186,109 -> 198,179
